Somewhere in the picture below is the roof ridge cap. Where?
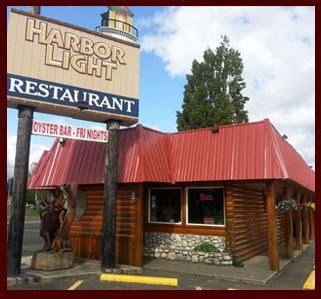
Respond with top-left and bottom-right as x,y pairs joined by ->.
136,124 -> 169,135
171,120 -> 267,135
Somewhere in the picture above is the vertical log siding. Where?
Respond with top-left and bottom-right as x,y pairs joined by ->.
227,185 -> 268,262
70,184 -> 143,266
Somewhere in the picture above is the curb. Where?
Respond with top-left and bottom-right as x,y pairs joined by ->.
7,273 -> 41,287
303,270 -> 315,290
7,277 -> 18,287
103,264 -> 143,275
7,270 -> 102,287
34,271 -> 102,284
100,273 -> 178,286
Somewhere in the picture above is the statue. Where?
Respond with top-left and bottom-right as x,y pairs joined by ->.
39,184 -> 77,252
32,184 -> 78,270
39,186 -> 66,251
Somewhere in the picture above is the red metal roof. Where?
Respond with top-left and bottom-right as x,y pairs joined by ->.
28,119 -> 315,192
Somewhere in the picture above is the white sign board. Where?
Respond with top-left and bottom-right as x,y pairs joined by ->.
7,9 -> 140,125
32,120 -> 108,143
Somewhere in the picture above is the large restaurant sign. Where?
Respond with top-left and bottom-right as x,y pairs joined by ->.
7,9 -> 140,126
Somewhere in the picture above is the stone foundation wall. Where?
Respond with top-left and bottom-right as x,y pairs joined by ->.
144,232 -> 232,266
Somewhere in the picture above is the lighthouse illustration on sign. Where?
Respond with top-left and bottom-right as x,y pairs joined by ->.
98,6 -> 138,43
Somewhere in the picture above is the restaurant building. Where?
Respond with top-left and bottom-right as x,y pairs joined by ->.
28,118 -> 315,271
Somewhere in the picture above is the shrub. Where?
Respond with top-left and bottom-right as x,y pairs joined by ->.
193,242 -> 219,252
232,260 -> 244,267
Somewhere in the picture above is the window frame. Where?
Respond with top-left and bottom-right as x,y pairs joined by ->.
186,186 -> 225,227
148,187 -> 182,225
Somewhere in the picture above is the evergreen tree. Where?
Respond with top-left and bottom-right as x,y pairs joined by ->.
176,36 -> 249,131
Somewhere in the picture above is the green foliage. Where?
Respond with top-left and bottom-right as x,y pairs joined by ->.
193,242 -> 219,252
26,190 -> 36,205
232,259 -> 244,267
230,252 -> 244,267
176,36 -> 249,131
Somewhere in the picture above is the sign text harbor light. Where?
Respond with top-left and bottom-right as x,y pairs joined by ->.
7,9 -> 140,126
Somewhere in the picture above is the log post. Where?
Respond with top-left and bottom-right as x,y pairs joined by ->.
266,182 -> 279,271
7,106 -> 34,275
225,185 -> 236,258
7,7 -> 40,276
302,194 -> 310,245
101,120 -> 120,269
283,188 -> 293,259
294,191 -> 303,251
133,183 -> 144,267
308,197 -> 315,240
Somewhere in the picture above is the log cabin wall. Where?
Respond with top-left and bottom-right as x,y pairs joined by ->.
69,183 -> 143,267
116,184 -> 144,267
70,185 -> 103,260
226,184 -> 269,262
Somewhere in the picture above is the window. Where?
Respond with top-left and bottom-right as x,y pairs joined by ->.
187,188 -> 225,226
149,189 -> 181,224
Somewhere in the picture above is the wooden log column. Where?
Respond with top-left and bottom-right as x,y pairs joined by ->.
266,182 -> 279,271
302,194 -> 310,245
284,188 -> 293,259
225,185 -> 236,258
308,197 -> 315,240
294,191 -> 303,251
101,120 -> 120,269
7,106 -> 34,275
133,183 -> 144,267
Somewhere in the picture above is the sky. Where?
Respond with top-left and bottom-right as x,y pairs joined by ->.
7,6 -> 315,178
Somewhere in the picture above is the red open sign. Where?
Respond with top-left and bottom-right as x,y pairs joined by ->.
199,193 -> 213,201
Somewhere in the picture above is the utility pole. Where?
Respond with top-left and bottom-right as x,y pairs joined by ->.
7,6 -> 38,277
101,120 -> 120,269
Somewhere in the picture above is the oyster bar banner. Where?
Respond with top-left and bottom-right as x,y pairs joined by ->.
32,120 -> 108,143
7,9 -> 140,125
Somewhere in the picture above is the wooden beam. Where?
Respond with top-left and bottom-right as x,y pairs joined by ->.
294,191 -> 303,251
302,194 -> 310,245
283,188 -> 293,259
266,182 -> 279,271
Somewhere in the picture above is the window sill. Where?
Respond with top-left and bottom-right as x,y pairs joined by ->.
186,223 -> 225,227
148,221 -> 182,225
